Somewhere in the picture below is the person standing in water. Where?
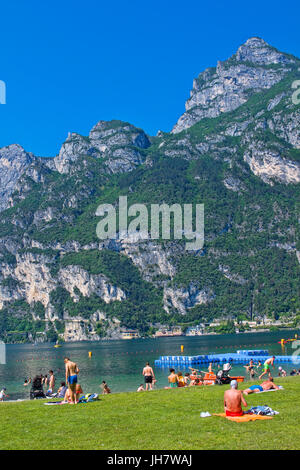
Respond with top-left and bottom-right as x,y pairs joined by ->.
43,374 -> 48,389
244,359 -> 256,380
0,388 -> 8,401
64,357 -> 80,404
142,362 -> 155,391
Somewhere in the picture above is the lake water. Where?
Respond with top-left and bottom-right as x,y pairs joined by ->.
1,330 -> 299,400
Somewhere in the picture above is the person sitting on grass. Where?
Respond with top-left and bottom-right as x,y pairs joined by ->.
168,369 -> 178,388
57,382 -> 68,398
190,377 -> 202,386
184,373 -> 190,385
64,383 -> 83,403
177,371 -> 185,387
224,380 -> 248,417
243,376 -> 280,395
137,384 -> 145,392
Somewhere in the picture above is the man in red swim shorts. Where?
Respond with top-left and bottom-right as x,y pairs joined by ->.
224,380 -> 248,417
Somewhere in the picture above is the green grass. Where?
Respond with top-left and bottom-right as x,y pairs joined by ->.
1,376 -> 300,450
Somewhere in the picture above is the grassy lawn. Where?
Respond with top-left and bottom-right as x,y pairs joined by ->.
1,376 -> 300,450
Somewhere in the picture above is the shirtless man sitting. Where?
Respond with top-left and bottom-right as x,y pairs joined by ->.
224,380 -> 248,417
243,376 -> 280,395
167,368 -> 178,388
64,357 -> 80,404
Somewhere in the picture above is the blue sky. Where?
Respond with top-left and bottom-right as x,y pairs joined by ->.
0,0 -> 299,156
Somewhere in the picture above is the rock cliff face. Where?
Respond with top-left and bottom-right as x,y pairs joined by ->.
0,37 -> 299,342
51,121 -> 151,175
172,38 -> 296,134
0,145 -> 36,212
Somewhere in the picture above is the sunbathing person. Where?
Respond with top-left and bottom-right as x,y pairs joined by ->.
224,380 -> 248,417
64,383 -> 83,403
57,382 -> 68,398
184,373 -> 190,385
243,376 -> 280,395
190,377 -> 202,386
177,371 -> 185,387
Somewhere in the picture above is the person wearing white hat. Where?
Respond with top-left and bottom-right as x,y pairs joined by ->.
224,380 -> 248,417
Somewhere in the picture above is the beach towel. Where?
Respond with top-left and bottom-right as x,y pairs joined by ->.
213,413 -> 273,422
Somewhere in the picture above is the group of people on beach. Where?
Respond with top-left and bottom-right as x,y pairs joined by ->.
2,353 -> 298,403
22,357 -> 111,404
24,370 -> 56,393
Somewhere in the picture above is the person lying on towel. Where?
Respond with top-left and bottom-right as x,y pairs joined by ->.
243,377 -> 280,395
224,380 -> 248,417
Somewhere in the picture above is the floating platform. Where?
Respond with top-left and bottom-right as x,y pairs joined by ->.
154,349 -> 300,367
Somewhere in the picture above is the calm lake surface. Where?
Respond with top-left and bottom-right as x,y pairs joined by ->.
1,330 -> 299,400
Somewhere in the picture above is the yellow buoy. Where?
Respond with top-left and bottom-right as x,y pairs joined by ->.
88,351 -> 92,358
181,345 -> 184,353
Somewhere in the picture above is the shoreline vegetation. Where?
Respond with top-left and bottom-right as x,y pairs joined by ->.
2,324 -> 299,345
1,376 -> 299,450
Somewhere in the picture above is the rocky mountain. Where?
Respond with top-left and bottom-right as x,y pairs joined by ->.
0,145 -> 36,212
0,37 -> 299,342
172,37 -> 297,133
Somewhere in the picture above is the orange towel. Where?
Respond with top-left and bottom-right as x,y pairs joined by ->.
213,413 -> 273,422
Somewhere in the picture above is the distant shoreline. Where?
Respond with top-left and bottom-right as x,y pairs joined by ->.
2,327 -> 299,345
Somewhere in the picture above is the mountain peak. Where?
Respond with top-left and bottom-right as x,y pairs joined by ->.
235,36 -> 294,65
172,37 -> 297,133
